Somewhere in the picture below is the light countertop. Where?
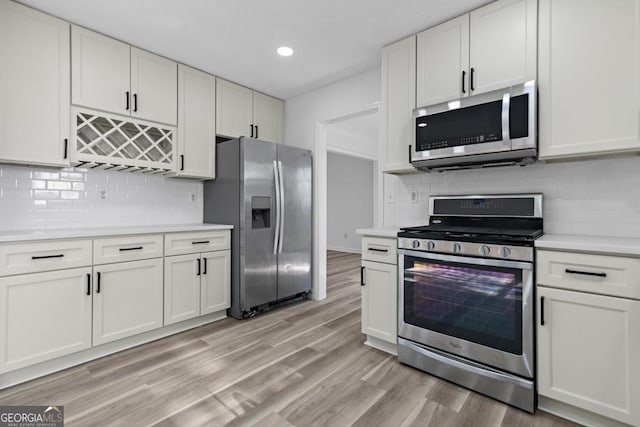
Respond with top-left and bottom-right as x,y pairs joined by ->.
535,234 -> 640,257
0,223 -> 234,243
356,227 -> 400,238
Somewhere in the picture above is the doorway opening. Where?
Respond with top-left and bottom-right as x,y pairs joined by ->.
314,103 -> 382,300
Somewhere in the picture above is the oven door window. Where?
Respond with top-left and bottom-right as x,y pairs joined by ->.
403,256 -> 523,354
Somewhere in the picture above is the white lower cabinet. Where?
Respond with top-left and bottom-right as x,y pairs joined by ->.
92,258 -> 163,345
0,268 -> 92,373
201,250 -> 231,315
360,235 -> 398,354
164,250 -> 231,325
361,260 -> 397,343
537,286 -> 640,425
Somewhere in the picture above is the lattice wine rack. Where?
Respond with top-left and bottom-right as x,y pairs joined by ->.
70,107 -> 176,174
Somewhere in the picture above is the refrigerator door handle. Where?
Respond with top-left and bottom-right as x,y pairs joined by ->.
273,160 -> 281,255
278,160 -> 284,254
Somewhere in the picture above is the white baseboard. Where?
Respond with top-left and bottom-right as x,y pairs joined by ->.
364,335 -> 397,356
327,245 -> 361,254
0,310 -> 228,390
538,396 -> 632,427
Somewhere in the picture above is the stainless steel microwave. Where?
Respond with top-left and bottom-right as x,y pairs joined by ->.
411,81 -> 537,171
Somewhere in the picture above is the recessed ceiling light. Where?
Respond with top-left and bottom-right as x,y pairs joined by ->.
277,46 -> 294,57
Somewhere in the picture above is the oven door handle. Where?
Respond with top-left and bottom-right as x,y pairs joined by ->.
398,248 -> 533,270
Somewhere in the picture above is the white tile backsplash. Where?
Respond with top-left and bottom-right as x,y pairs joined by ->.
384,156 -> 640,238
0,164 -> 203,232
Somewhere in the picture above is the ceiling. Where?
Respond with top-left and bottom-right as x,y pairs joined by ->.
17,0 -> 492,100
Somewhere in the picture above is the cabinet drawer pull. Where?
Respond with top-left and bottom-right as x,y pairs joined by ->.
192,241 -> 210,245
368,248 -> 389,253
361,266 -> 365,286
87,273 -> 91,296
96,272 -> 101,293
119,246 -> 143,252
540,296 -> 545,326
203,257 -> 207,275
565,268 -> 607,278
31,254 -> 64,260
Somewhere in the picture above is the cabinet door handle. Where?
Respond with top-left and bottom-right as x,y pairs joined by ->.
565,268 -> 607,278
196,258 -> 201,276
133,93 -> 138,112
408,145 -> 412,165
461,70 -> 466,94
540,296 -> 545,325
250,124 -> 254,138
368,248 -> 389,253
63,138 -> 68,159
119,246 -> 143,252
361,266 -> 365,286
126,91 -> 130,110
255,125 -> 259,139
180,154 -> 185,171
87,273 -> 91,296
31,254 -> 64,260
96,272 -> 101,293
470,67 -> 475,91
203,257 -> 207,275
192,241 -> 210,245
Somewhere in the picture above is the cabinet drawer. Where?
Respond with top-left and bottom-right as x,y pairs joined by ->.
93,234 -> 163,265
361,237 -> 397,264
537,250 -> 640,300
164,230 -> 230,256
0,240 -> 92,277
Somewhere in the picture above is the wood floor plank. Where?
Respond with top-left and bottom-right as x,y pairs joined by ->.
0,250 -> 582,427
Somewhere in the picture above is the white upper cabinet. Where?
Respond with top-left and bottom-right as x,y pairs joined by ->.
176,64 -> 216,179
539,0 -> 640,160
416,0 -> 536,107
216,78 -> 253,139
131,47 -> 177,125
469,0 -> 537,94
72,26 -> 177,126
0,0 -> 70,167
417,15 -> 470,107
382,35 -> 416,174
216,78 -> 284,143
253,91 -> 284,144
71,26 -> 130,116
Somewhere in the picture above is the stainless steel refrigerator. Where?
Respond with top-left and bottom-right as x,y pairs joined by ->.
203,137 -> 312,319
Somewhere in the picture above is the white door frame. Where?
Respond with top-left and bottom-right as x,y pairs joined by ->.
312,102 -> 382,300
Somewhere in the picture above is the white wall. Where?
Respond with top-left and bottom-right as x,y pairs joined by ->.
0,164 -> 203,231
327,152 -> 374,252
285,68 -> 381,151
384,156 -> 640,237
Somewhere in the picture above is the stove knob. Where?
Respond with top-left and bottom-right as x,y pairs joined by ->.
500,247 -> 512,258
411,240 -> 420,249
479,245 -> 491,256
426,241 -> 435,251
452,243 -> 462,254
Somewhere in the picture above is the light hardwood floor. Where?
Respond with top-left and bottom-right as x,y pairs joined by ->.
0,251 -> 580,426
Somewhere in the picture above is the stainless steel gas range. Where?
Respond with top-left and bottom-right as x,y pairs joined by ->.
397,194 -> 543,413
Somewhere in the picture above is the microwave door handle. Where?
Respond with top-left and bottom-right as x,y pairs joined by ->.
502,93 -> 511,146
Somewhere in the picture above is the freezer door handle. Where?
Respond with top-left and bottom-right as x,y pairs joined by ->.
277,160 -> 284,254
273,160 -> 281,255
